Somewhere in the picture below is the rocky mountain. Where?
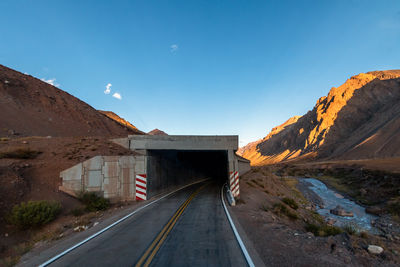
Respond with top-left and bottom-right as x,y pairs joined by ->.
239,70 -> 400,165
0,64 -> 143,137
98,110 -> 144,134
148,128 -> 168,135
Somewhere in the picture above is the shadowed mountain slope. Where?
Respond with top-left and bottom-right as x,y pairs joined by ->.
0,64 -> 142,137
239,70 -> 400,165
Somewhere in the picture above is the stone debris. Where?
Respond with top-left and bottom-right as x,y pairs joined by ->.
330,205 -> 354,217
367,245 -> 383,255
74,225 -> 88,232
326,218 -> 336,226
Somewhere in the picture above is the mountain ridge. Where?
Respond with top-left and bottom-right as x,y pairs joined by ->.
239,70 -> 400,165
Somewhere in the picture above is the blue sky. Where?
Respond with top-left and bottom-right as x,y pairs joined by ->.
1,0 -> 399,145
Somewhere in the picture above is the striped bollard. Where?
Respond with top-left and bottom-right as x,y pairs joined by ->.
135,174 -> 147,201
230,171 -> 240,197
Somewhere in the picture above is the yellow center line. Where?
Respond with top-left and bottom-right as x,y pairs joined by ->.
135,184 -> 207,267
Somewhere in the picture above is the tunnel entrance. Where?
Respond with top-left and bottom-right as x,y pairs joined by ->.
146,150 -> 228,198
59,135 -> 249,202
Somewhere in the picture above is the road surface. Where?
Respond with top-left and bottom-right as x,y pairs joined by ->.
45,181 -> 248,266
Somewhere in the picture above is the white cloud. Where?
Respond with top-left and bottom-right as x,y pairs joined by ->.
41,78 -> 59,87
112,92 -> 122,100
170,44 -> 178,52
104,83 -> 112,94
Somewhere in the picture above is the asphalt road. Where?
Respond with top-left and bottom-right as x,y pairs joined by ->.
46,181 -> 248,267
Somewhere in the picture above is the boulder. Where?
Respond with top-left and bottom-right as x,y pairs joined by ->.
326,218 -> 336,226
330,205 -> 354,217
367,245 -> 383,255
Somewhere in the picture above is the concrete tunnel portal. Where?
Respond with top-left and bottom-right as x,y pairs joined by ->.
59,135 -> 250,203
146,149 -> 229,197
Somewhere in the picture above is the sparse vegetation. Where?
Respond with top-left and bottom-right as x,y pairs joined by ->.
342,222 -> 359,235
78,192 -> 110,212
273,203 -> 298,220
0,256 -> 20,267
8,201 -> 61,229
246,181 -> 257,188
260,204 -> 269,212
305,223 -> 342,236
282,197 -> 299,210
387,200 -> 400,216
360,231 -> 369,239
252,179 -> 264,188
71,207 -> 86,216
0,148 -> 41,159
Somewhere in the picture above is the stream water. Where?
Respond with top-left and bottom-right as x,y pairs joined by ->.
301,178 -> 378,233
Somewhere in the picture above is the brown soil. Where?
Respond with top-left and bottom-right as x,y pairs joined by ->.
0,64 -> 142,137
232,167 -> 400,266
0,136 -> 134,261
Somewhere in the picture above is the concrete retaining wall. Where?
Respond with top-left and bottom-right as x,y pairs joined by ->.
60,155 -> 140,201
237,155 -> 251,176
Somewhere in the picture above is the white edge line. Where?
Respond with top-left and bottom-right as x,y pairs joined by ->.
39,178 -> 210,267
221,184 -> 255,267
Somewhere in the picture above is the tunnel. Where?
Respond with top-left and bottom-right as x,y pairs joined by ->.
59,135 -> 248,202
146,150 -> 229,198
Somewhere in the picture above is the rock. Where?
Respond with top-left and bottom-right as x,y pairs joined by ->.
334,193 -> 344,199
22,141 -> 28,144
360,188 -> 367,195
365,206 -> 383,215
93,222 -> 99,227
367,245 -> 383,255
330,205 -> 354,217
326,218 -> 336,226
4,233 -> 8,237
74,225 -> 88,232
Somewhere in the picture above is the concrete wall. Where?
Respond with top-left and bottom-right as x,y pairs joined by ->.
237,156 -> 251,176
60,155 -> 139,201
128,135 -> 238,151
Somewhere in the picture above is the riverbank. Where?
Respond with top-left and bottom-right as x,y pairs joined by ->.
296,178 -> 378,233
231,166 -> 400,266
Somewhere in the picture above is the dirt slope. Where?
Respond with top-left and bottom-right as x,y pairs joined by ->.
239,70 -> 400,165
0,64 -> 141,137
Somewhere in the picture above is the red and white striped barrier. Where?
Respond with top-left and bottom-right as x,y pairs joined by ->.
135,174 -> 147,201
230,171 -> 240,197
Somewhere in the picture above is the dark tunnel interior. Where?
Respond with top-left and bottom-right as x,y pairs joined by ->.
146,150 -> 229,198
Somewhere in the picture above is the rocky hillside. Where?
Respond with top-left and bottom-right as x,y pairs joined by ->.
98,110 -> 144,134
0,64 -> 142,137
148,128 -> 168,135
239,70 -> 400,165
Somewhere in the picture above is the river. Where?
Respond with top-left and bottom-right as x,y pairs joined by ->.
299,178 -> 378,233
